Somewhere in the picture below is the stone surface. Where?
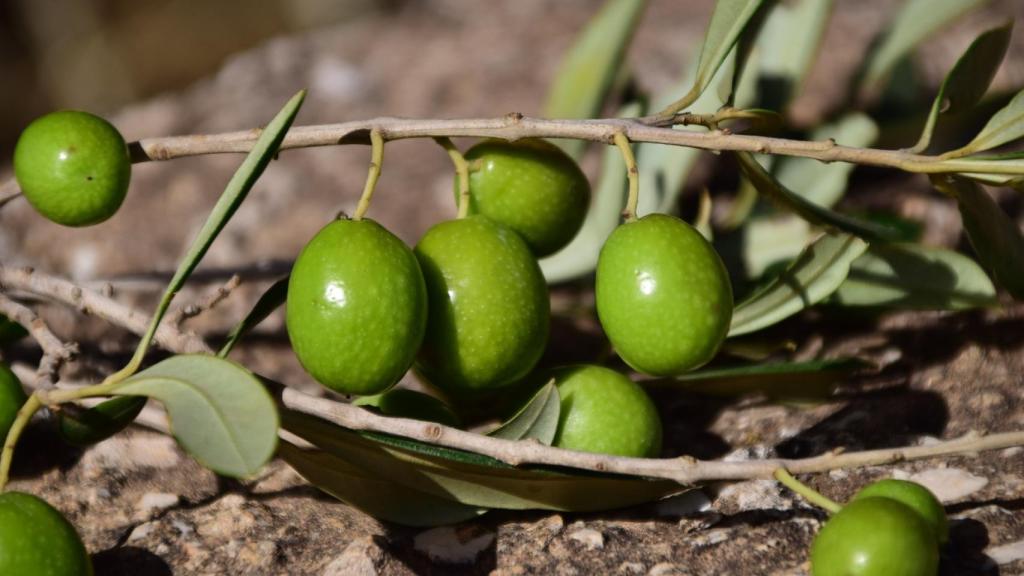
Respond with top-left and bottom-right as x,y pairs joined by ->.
2,1 -> 1024,574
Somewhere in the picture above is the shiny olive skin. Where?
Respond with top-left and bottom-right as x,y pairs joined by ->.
810,498 -> 938,576
0,492 -> 93,576
0,363 -> 27,442
14,110 -> 131,227
595,214 -> 732,376
852,479 -> 949,545
551,365 -> 661,457
287,218 -> 427,395
414,216 -> 549,392
461,139 -> 590,257
354,388 -> 461,428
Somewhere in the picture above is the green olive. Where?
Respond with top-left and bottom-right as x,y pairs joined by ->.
354,388 -> 461,428
287,218 -> 427,395
852,479 -> 949,545
810,498 -> 938,576
14,110 -> 131,227
551,365 -> 662,457
596,213 -> 732,376
0,491 -> 93,575
415,216 -> 549,391
462,139 -> 590,257
0,363 -> 27,442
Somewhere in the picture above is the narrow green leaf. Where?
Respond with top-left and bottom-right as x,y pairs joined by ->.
937,176 -> 1024,298
774,113 -> 878,208
736,151 -> 901,242
729,232 -> 869,336
114,355 -> 279,478
488,380 -> 560,444
57,396 -> 147,447
647,358 -> 868,399
282,410 -> 681,512
126,91 -> 305,371
655,0 -> 765,116
911,21 -> 1012,153
543,0 -> 647,158
860,0 -> 989,91
833,243 -> 997,309
279,441 -> 485,527
754,0 -> 834,110
218,275 -> 289,358
959,87 -> 1024,155
540,102 -> 641,283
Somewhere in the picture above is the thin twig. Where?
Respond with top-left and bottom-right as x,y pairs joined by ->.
433,137 -> 471,218
613,132 -> 640,222
7,265 -> 1024,486
352,129 -> 385,221
168,274 -> 241,328
0,293 -> 78,389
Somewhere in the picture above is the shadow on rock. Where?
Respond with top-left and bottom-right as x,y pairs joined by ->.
92,546 -> 173,576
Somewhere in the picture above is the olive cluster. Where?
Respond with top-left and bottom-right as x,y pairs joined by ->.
286,138 -> 734,458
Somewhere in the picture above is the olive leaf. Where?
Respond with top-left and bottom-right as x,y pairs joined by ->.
729,232 -> 869,337
753,0 -> 834,111
113,355 -> 279,478
909,21 -> 1012,154
735,151 -> 900,242
646,358 -> 869,400
955,87 -> 1024,156
832,243 -> 997,309
278,441 -> 485,527
540,102 -> 641,283
282,409 -> 682,512
934,176 -> 1024,299
121,90 -> 305,371
57,396 -> 147,447
218,275 -> 289,358
859,0 -> 990,93
654,0 -> 765,116
488,380 -> 560,444
543,0 -> 647,159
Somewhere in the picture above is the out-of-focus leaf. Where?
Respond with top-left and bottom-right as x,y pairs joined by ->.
353,389 -> 461,428
957,88 -> 1024,155
488,380 -> 560,445
725,216 -> 815,280
774,113 -> 879,208
655,0 -> 765,116
543,0 -> 647,158
115,355 -> 278,478
0,315 -> 28,345
647,358 -> 869,400
282,410 -> 682,512
541,102 -> 641,282
58,396 -> 147,447
910,21 -> 1012,153
935,176 -> 1024,298
729,233 -> 869,336
279,441 -> 485,527
736,152 -> 901,242
755,0 -> 834,110
219,275 -> 288,358
860,0 -> 989,92
833,243 -> 997,309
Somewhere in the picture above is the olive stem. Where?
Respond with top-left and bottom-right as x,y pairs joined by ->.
613,132 -> 640,222
0,393 -> 41,491
773,468 -> 843,514
433,137 -> 472,219
352,129 -> 385,221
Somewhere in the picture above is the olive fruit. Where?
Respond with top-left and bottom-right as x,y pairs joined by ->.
551,365 -> 661,457
14,110 -> 131,227
287,218 -> 427,395
596,213 -> 732,376
0,491 -> 93,576
852,479 -> 949,545
354,388 -> 461,428
415,216 -> 549,391
462,139 -> 590,257
0,363 -> 27,441
810,498 -> 938,576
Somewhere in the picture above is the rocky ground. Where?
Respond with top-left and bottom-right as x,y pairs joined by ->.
2,1 -> 1024,574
